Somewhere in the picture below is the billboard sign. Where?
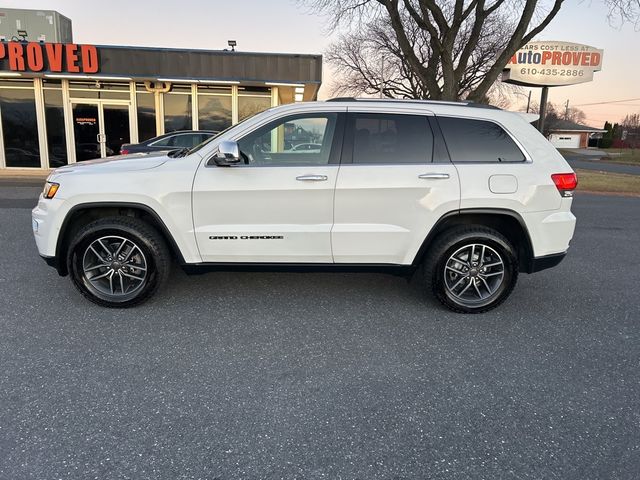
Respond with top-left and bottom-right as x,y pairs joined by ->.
503,41 -> 603,87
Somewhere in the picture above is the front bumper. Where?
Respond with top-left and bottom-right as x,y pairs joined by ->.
40,254 -> 66,276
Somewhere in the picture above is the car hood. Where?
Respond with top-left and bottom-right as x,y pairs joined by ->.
50,151 -> 170,176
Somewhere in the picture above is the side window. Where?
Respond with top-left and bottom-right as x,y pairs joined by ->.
238,114 -> 338,166
350,113 -> 433,164
171,134 -> 199,148
150,136 -> 173,147
437,117 -> 525,163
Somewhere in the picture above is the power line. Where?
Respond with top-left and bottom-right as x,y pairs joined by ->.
573,98 -> 640,107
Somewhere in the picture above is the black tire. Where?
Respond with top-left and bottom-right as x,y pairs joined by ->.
423,226 -> 518,314
67,216 -> 171,308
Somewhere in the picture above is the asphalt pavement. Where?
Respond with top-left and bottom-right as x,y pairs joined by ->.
0,184 -> 639,479
561,152 -> 640,176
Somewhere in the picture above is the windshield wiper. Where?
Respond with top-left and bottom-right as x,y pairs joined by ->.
167,147 -> 190,158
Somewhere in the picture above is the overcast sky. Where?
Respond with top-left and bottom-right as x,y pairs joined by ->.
5,0 -> 639,126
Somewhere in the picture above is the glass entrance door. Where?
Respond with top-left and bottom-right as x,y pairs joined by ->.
72,103 -> 101,162
72,101 -> 131,161
103,104 -> 130,157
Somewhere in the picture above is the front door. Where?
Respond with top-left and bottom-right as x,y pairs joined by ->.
192,112 -> 345,263
72,101 -> 131,161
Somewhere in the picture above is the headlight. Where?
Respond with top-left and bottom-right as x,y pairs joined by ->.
43,181 -> 60,199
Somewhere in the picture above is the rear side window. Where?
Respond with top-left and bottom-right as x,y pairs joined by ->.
349,113 -> 433,164
437,116 -> 525,163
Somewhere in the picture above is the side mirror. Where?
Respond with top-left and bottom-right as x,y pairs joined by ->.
208,140 -> 242,166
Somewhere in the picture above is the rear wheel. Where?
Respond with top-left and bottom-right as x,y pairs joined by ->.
67,217 -> 170,307
423,226 -> 518,314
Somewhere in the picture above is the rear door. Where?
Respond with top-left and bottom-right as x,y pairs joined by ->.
332,109 -> 460,265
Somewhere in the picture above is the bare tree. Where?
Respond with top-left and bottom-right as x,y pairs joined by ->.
621,113 -> 640,128
325,9 -> 512,102
603,0 -> 640,27
304,0 -> 567,101
306,0 -> 640,102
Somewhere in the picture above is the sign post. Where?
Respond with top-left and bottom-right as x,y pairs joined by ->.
502,41 -> 604,133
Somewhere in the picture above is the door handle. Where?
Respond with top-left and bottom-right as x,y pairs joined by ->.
296,175 -> 328,182
419,173 -> 450,180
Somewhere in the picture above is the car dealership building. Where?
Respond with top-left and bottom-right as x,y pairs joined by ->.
0,40 -> 322,170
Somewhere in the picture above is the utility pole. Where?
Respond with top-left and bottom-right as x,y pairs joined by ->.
537,87 -> 549,133
564,99 -> 570,120
526,90 -> 532,113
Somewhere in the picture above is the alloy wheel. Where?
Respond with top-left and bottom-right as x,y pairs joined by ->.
81,235 -> 148,298
443,243 -> 505,306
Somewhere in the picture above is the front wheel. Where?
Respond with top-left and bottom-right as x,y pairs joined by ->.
423,226 -> 518,314
67,217 -> 171,308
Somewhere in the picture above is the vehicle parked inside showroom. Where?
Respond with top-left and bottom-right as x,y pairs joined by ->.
33,98 -> 577,313
119,130 -> 218,155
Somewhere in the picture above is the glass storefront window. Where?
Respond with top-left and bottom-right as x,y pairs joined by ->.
136,91 -> 156,141
0,81 -> 41,168
68,81 -> 131,100
238,87 -> 272,122
163,85 -> 192,133
198,85 -> 232,132
43,83 -> 68,167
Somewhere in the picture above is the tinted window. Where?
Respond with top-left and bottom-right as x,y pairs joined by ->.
350,114 -> 432,164
238,114 -> 337,166
0,85 -> 41,167
151,136 -> 173,147
438,117 -> 525,163
171,134 -> 201,148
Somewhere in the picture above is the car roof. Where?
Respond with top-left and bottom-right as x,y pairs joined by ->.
325,97 -> 501,110
251,98 -> 525,127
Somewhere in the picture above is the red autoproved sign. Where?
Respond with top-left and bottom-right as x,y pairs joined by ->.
0,42 -> 99,74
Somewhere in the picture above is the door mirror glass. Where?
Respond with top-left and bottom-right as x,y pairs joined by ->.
209,140 -> 242,166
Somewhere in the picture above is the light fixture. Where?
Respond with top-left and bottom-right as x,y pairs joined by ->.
157,78 -> 194,83
265,82 -> 306,88
44,74 -> 133,81
0,72 -> 22,77
198,79 -> 240,85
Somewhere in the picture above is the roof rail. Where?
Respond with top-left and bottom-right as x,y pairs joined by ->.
325,97 -> 501,110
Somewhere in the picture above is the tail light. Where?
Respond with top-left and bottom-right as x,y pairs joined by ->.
120,149 -> 130,155
551,173 -> 578,197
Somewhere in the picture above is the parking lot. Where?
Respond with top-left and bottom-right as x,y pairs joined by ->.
1,182 -> 639,479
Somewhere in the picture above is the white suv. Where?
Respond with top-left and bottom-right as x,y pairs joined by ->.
32,99 -> 577,313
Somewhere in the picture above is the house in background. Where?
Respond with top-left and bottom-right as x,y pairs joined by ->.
546,119 -> 606,149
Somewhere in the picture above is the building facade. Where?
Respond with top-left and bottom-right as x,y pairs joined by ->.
0,41 -> 322,170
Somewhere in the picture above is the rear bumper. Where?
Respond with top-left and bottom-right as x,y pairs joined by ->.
528,251 -> 566,273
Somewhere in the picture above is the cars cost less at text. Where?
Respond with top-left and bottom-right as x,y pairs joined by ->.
32,99 -> 577,313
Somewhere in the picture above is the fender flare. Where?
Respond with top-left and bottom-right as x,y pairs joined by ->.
411,208 -> 534,270
55,201 -> 186,272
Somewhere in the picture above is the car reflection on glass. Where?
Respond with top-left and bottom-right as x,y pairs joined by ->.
120,130 -> 218,155
5,147 -> 40,167
290,143 -> 323,152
